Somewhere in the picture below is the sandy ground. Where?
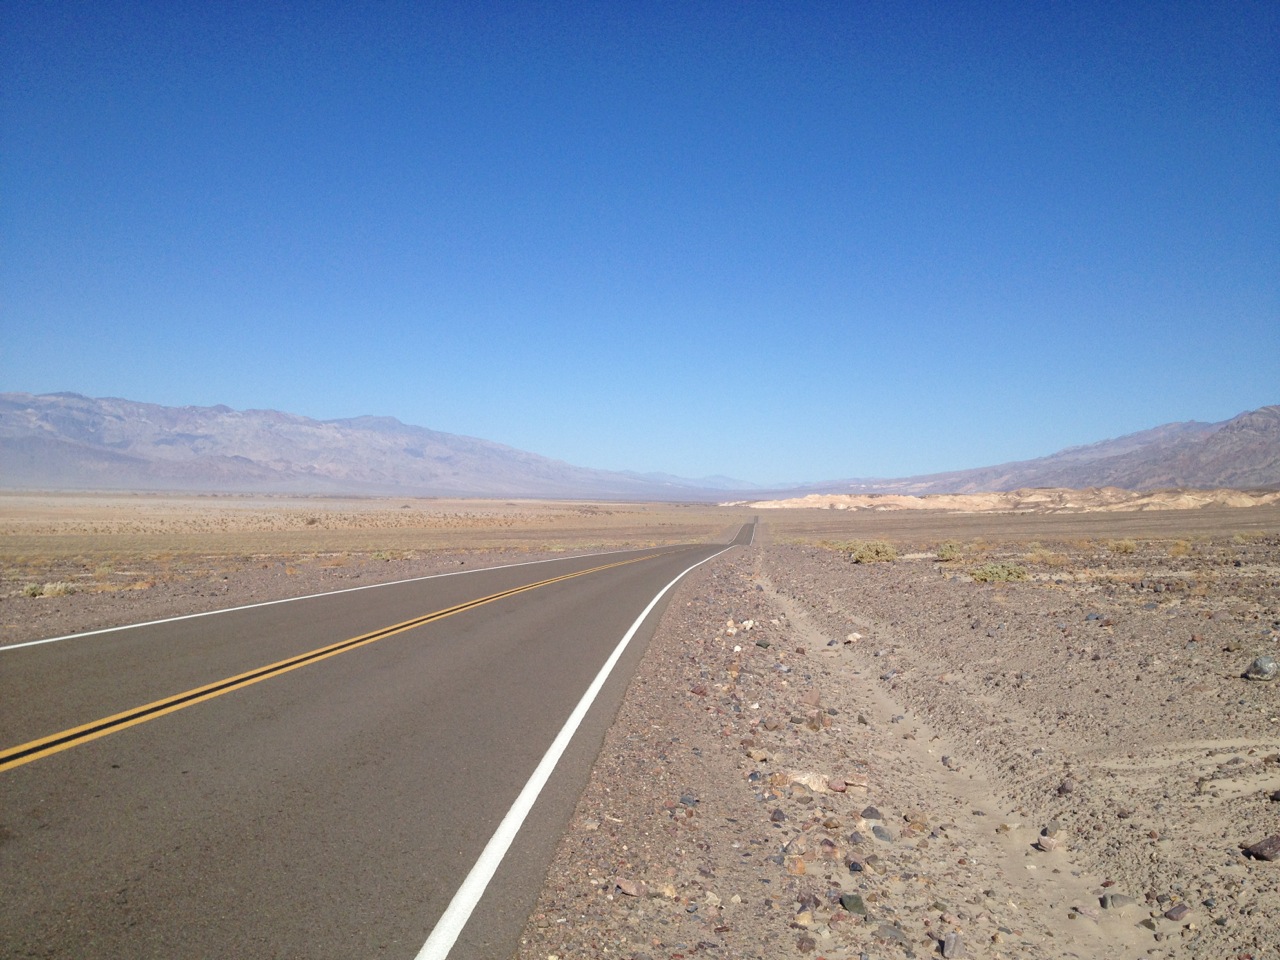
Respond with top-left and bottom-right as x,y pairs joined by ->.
738,488 -> 1280,513
4,493 -> 1279,958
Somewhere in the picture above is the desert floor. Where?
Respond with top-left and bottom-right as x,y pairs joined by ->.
4,493 -> 1279,958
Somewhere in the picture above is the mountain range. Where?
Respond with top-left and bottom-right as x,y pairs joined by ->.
1,392 -> 1277,498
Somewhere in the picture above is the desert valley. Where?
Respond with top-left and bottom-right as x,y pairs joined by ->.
4,396 -> 1280,958
3,487 -> 1278,958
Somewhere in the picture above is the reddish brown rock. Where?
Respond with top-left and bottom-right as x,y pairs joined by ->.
1244,834 -> 1280,861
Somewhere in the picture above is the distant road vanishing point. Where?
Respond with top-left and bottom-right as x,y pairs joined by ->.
0,523 -> 755,959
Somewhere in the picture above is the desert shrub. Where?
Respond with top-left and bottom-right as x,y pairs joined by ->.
970,562 -> 1028,583
1108,538 -> 1138,555
1024,542 -> 1068,566
23,583 -> 43,597
936,540 -> 961,562
1168,540 -> 1192,558
31,581 -> 77,597
844,540 -> 898,563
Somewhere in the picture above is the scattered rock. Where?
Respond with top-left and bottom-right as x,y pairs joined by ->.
1164,902 -> 1190,921
1243,655 -> 1277,681
1243,834 -> 1280,861
942,929 -> 965,958
614,877 -> 647,897
512,535 -> 1280,960
1101,893 -> 1138,912
839,892 -> 867,915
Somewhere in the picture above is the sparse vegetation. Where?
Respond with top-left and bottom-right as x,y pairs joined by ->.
1168,539 -> 1192,558
24,581 -> 77,598
935,540 -> 961,562
842,540 -> 898,563
970,561 -> 1028,583
1108,538 -> 1138,555
1024,542 -> 1068,566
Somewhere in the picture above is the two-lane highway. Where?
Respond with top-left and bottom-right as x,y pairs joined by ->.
1,524 -> 753,958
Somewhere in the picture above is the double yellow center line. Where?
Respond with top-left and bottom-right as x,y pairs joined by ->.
0,553 -> 658,774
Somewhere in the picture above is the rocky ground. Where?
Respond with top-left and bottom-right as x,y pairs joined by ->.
514,533 -> 1280,959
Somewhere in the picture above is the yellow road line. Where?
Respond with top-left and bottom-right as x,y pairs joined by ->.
0,553 -> 660,773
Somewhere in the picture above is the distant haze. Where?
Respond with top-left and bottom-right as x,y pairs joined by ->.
2,393 -> 1277,499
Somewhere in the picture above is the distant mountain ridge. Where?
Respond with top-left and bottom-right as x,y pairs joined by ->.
0,393 -> 735,499
1,392 -> 1277,497
809,405 -> 1280,495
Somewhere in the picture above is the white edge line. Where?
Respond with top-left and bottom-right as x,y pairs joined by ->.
2,550 -> 619,652
413,541 -> 736,960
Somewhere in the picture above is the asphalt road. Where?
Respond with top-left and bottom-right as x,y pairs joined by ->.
0,523 -> 753,959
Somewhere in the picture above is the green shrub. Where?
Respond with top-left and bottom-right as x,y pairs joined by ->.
970,562 -> 1028,583
23,583 -> 43,597
936,540 -> 961,562
1108,538 -> 1137,555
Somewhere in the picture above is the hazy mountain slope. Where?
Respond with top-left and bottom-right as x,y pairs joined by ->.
3,393 -> 1276,497
814,407 -> 1279,494
0,393 -> 725,498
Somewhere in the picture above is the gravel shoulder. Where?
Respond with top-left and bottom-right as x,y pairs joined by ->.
514,532 -> 1280,959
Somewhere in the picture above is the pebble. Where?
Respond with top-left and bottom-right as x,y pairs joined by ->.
614,877 -> 647,897
839,893 -> 867,915
1101,893 -> 1138,911
1243,655 -> 1277,681
1243,834 -> 1280,861
1164,902 -> 1190,921
942,930 -> 965,958
875,923 -> 907,944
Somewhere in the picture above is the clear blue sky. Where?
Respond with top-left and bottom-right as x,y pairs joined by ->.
3,1 -> 1276,484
